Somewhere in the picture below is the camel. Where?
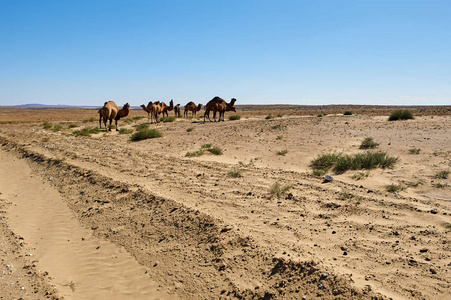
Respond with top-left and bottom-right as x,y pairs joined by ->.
99,101 -> 130,131
204,97 -> 236,122
174,104 -> 181,117
184,102 -> 202,118
150,101 -> 163,123
160,100 -> 174,118
140,104 -> 152,120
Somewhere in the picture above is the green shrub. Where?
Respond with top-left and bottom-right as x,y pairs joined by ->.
201,143 -> 212,149
82,117 -> 96,123
388,110 -> 414,121
52,124 -> 63,132
409,148 -> 421,155
277,135 -> 283,140
344,111 -> 353,115
43,121 -> 52,129
130,128 -> 162,141
133,116 -> 144,121
119,128 -> 134,134
135,123 -> 149,131
228,168 -> 243,178
277,149 -> 288,156
359,137 -> 379,149
207,146 -> 223,155
67,123 -> 79,129
162,116 -> 176,122
435,170 -> 450,179
73,127 -> 100,137
269,182 -> 291,198
265,115 -> 273,120
185,150 -> 205,157
229,115 -> 241,121
123,118 -> 134,124
311,151 -> 398,174
186,127 -> 194,132
386,183 -> 405,192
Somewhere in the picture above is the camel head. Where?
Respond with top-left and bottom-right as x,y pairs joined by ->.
123,103 -> 130,110
229,98 -> 237,106
197,103 -> 202,111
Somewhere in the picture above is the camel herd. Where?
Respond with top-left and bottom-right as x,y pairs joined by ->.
99,97 -> 236,131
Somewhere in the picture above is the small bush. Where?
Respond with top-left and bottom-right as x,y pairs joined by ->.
265,115 -> 273,119
119,128 -> 134,134
130,128 -> 162,141
67,123 -> 79,129
228,168 -> 243,178
43,121 -> 52,129
229,115 -> 241,121
359,137 -> 379,149
186,127 -> 194,132
277,149 -> 288,156
73,127 -> 100,137
186,150 -> 205,157
82,117 -> 96,123
201,143 -> 212,149
409,148 -> 421,155
313,169 -> 327,177
52,124 -> 63,132
386,183 -> 405,192
352,171 -> 370,181
269,182 -> 291,198
135,123 -> 149,131
388,110 -> 414,121
277,135 -> 283,140
162,116 -> 176,123
435,170 -> 450,179
310,153 -> 342,171
343,111 -> 353,115
207,146 -> 223,155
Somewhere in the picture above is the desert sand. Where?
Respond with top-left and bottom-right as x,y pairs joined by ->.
0,105 -> 450,299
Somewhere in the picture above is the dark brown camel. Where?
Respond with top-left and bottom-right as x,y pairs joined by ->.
204,97 -> 236,122
184,102 -> 202,118
174,104 -> 181,117
99,101 -> 130,131
160,100 -> 174,118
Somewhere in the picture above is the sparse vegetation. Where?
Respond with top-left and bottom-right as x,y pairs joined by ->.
207,146 -> 223,155
130,128 -> 162,141
265,115 -> 273,119
119,128 -> 134,134
388,110 -> 414,121
311,151 -> 399,174
201,143 -> 212,149
433,182 -> 447,188
162,116 -> 176,122
73,127 -> 100,137
344,111 -> 353,115
352,171 -> 370,181
228,168 -> 243,178
229,115 -> 241,120
409,148 -> 421,155
386,183 -> 405,193
52,124 -> 63,132
276,135 -> 283,140
82,117 -> 96,123
435,169 -> 450,179
277,149 -> 288,156
186,127 -> 194,132
43,121 -> 52,129
359,137 -> 379,149
135,123 -> 149,131
185,150 -> 205,157
269,182 -> 291,198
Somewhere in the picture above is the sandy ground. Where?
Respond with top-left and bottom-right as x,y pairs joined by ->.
0,105 -> 450,299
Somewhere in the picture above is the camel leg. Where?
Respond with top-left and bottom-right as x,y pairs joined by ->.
115,119 -> 119,131
108,119 -> 112,131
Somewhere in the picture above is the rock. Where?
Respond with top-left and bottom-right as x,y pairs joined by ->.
419,248 -> 429,253
324,175 -> 334,182
430,209 -> 438,214
430,267 -> 437,274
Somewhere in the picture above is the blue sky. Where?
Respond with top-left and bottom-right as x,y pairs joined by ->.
1,0 -> 450,106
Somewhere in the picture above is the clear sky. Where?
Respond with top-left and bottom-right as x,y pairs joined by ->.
1,0 -> 450,106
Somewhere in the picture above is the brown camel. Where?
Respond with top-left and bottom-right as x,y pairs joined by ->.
204,97 -> 236,122
150,101 -> 163,123
160,99 -> 174,118
140,104 -> 152,120
99,101 -> 130,131
174,104 -> 181,117
184,102 -> 202,118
